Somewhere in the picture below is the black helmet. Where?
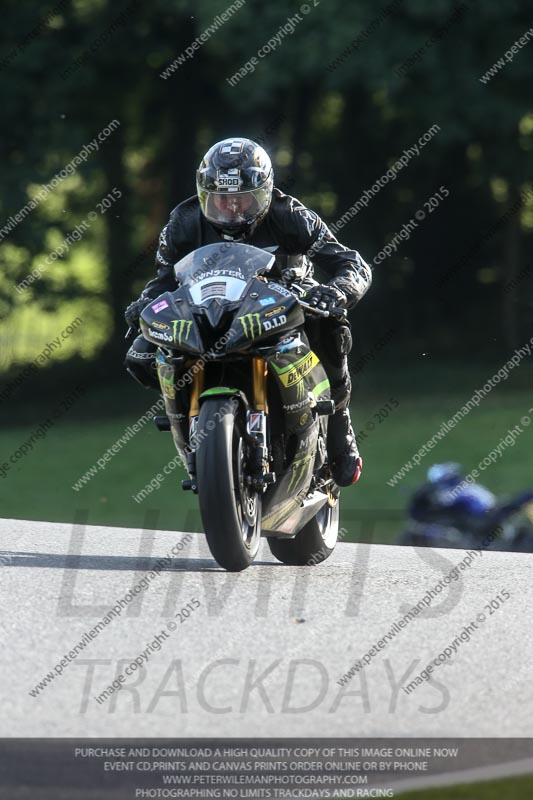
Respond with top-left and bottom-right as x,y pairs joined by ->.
196,137 -> 274,240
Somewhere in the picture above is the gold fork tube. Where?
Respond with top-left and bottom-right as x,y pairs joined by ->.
188,363 -> 205,418
252,357 -> 268,411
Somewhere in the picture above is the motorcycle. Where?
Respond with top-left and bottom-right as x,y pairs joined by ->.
398,463 -> 533,552
138,241 -> 345,571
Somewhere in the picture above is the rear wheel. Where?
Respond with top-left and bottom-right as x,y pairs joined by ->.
196,398 -> 261,571
267,493 -> 339,566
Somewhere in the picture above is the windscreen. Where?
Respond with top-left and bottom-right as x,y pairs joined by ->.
173,242 -> 275,286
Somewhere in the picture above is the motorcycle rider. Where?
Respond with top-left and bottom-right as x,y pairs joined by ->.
125,137 -> 372,486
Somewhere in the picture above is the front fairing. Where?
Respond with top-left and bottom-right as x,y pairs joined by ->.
223,280 -> 305,352
140,242 -> 306,356
139,291 -> 204,355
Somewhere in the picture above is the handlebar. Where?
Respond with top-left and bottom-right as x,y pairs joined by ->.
299,301 -> 347,320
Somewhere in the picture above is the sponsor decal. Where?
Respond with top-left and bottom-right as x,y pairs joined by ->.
157,367 -> 175,399
259,296 -> 276,307
268,281 -> 293,298
287,456 -> 311,494
158,225 -> 170,253
273,351 -> 320,388
149,328 -> 173,343
299,412 -> 309,426
151,321 -> 170,331
248,412 -> 263,432
282,398 -> 309,412
265,305 -> 285,318
194,268 -> 245,282
299,208 -> 320,237
298,431 -> 315,451
263,313 -> 287,332
295,379 -> 306,401
172,319 -> 192,345
201,281 -> 226,300
238,312 -> 262,339
215,168 -> 243,191
152,300 -> 169,313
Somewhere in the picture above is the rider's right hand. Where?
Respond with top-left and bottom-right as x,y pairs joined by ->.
125,297 -> 151,329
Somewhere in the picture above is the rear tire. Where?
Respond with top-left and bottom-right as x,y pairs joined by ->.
196,398 -> 261,571
267,495 -> 339,566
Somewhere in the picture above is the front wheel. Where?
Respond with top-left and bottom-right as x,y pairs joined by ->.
196,398 -> 261,571
267,495 -> 339,566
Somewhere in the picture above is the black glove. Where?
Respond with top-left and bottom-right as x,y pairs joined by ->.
304,283 -> 347,313
125,296 -> 151,329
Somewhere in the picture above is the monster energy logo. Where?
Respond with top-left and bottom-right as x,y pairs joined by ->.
172,319 -> 192,345
287,457 -> 310,494
296,379 -> 306,401
238,313 -> 262,339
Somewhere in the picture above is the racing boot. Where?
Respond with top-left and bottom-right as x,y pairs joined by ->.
327,407 -> 363,487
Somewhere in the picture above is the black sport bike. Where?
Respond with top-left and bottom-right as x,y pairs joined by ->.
138,242 -> 344,571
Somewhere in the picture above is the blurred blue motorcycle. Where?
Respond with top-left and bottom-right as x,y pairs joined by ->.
398,463 -> 533,551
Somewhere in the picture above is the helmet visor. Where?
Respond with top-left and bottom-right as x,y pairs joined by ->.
198,185 -> 271,228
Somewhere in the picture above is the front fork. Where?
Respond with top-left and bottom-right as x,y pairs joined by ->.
186,363 -> 204,485
185,358 -> 274,492
246,358 -> 273,491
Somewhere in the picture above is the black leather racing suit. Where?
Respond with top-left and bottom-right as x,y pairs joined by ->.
126,188 -> 372,409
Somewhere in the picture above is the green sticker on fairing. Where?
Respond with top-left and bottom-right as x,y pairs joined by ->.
287,456 -> 312,493
238,313 -> 262,338
200,387 -> 239,398
172,319 -> 192,345
157,365 -> 175,399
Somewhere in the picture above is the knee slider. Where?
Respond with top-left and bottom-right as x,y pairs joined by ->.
335,322 -> 353,356
330,375 -> 351,411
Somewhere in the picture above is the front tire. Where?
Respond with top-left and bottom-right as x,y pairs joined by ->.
267,495 -> 339,566
196,398 -> 261,571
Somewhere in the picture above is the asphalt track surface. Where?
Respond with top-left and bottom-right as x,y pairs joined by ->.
1,516 -> 533,740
